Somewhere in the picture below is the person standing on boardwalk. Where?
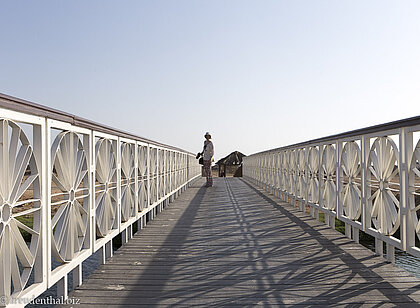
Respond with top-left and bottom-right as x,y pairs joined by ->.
202,132 -> 214,187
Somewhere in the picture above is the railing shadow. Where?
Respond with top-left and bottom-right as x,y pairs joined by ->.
241,179 -> 420,306
117,178 -> 419,306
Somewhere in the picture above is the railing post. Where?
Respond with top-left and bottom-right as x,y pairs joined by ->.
345,223 -> 351,238
106,239 -> 113,259
156,149 -> 160,207
35,122 -> 47,286
147,144 -> 151,214
73,264 -> 83,289
375,238 -> 383,257
352,226 -> 359,244
117,137 -> 122,235
361,135 -> 368,232
336,140 -> 341,230
99,245 -> 106,265
317,145 -> 322,222
305,147 -> 309,214
122,228 -> 129,244
57,275 -> 68,300
134,141 -> 139,221
46,119 -> 53,290
399,128 -> 414,252
386,244 -> 395,264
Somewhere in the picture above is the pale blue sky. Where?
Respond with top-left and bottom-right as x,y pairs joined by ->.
1,1 -> 419,160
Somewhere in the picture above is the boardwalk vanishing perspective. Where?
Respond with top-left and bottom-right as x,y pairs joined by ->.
62,178 -> 420,307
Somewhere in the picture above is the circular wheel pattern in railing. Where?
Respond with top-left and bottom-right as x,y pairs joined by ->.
159,175 -> 164,198
289,150 -> 297,195
150,148 -> 157,204
169,152 -> 174,190
276,153 -> 281,188
150,148 -> 157,175
51,131 -> 89,262
138,182 -> 147,211
0,119 -> 41,298
158,150 -> 165,198
273,154 -> 277,187
321,144 -> 337,210
272,154 -> 276,186
137,145 -> 148,211
121,143 -> 136,222
282,151 -> 289,191
367,136 -> 400,235
159,149 -> 164,174
297,148 -> 306,198
165,151 -> 170,190
409,139 -> 420,240
95,138 -> 117,238
182,154 -> 186,183
262,155 -> 267,184
174,152 -> 179,188
266,154 -> 270,184
307,147 -> 319,203
340,141 -> 362,220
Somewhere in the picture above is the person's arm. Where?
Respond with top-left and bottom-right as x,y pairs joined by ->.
209,142 -> 214,157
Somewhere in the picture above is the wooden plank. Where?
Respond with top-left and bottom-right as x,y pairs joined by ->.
58,178 -> 420,307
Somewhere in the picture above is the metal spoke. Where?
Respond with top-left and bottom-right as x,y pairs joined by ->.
13,218 -> 39,236
0,227 -> 11,297
55,148 -> 71,190
54,204 -> 71,253
74,150 -> 87,188
9,234 -> 23,293
96,198 -> 106,236
10,220 -> 34,267
74,201 -> 85,237
8,126 -> 21,176
13,174 -> 38,203
74,198 -> 88,215
12,207 -> 40,218
10,145 -> 32,203
51,198 -> 70,207
1,120 -> 10,196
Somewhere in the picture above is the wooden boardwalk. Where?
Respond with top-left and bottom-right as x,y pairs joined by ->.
62,178 -> 420,307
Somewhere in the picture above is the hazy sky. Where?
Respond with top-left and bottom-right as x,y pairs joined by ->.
1,1 -> 419,160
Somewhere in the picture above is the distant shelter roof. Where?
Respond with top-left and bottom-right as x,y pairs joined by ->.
216,151 -> 246,166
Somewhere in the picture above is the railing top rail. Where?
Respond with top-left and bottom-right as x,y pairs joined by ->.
0,92 -> 193,154
247,115 -> 420,157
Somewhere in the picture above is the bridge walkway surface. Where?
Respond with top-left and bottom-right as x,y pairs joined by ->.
60,178 -> 420,307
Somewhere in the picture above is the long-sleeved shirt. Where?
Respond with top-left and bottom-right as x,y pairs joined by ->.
203,140 -> 214,161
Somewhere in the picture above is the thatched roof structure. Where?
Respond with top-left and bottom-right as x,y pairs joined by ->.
216,151 -> 246,166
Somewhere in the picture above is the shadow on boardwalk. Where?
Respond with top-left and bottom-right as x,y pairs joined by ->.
64,178 -> 420,307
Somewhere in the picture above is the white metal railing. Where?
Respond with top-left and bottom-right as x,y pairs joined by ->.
0,93 -> 201,307
243,116 -> 420,263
